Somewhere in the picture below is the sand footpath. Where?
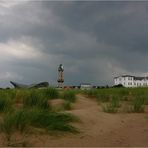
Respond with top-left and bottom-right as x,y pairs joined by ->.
28,94 -> 148,147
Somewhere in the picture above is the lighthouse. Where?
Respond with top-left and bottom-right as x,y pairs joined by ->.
57,64 -> 64,88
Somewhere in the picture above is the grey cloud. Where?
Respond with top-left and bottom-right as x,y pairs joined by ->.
0,1 -> 148,87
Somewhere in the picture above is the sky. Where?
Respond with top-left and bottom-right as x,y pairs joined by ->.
0,0 -> 148,87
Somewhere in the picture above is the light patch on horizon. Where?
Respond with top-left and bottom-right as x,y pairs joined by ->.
0,0 -> 28,8
0,72 -> 23,81
0,39 -> 44,60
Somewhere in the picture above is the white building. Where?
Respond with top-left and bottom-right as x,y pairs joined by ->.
80,83 -> 92,90
114,75 -> 148,87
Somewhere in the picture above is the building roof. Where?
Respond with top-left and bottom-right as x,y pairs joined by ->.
114,75 -> 134,79
134,77 -> 148,80
114,75 -> 148,80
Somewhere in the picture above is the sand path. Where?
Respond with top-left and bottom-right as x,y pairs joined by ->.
27,94 -> 148,147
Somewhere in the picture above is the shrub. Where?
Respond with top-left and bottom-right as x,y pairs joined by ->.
0,109 -> 79,137
0,93 -> 12,112
1,114 -> 15,136
1,110 -> 29,134
111,96 -> 120,108
113,84 -> 124,88
22,89 -> 50,110
119,89 -> 129,96
131,96 -> 145,113
102,96 -> 120,113
4,89 -> 17,100
0,110 -> 28,144
40,88 -> 59,99
83,89 -> 98,97
97,93 -> 110,102
29,110 -> 78,133
142,95 -> 148,105
22,90 -> 38,107
102,103 -> 117,113
13,110 -> 29,132
62,90 -> 76,103
63,101 -> 72,110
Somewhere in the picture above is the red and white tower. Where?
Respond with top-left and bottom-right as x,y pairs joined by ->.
57,64 -> 64,88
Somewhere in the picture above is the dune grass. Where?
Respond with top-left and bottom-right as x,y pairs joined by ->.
83,87 -> 148,113
22,89 -> 51,110
102,103 -> 118,113
102,96 -> 120,113
39,87 -> 59,99
83,89 -> 98,98
61,90 -> 77,103
0,86 -> 148,142
29,110 -> 78,132
63,101 -> 72,110
0,91 -> 14,113
0,88 -> 79,146
15,87 -> 58,104
130,96 -> 145,113
1,110 -> 28,135
61,90 -> 77,110
0,109 -> 78,146
0,109 -> 78,134
0,97 -> 11,112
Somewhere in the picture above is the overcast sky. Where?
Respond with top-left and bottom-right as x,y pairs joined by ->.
0,1 -> 148,87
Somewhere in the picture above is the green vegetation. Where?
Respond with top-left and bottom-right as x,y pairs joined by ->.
111,96 -> 120,108
83,89 -> 98,98
63,101 -> 72,110
60,90 -> 78,110
0,86 -> 148,146
102,103 -> 118,113
22,89 -> 51,110
1,109 -> 78,134
102,96 -> 120,113
0,109 -> 78,146
29,110 -> 78,132
97,93 -> 110,102
1,110 -> 28,135
0,91 -> 14,112
0,88 -> 78,146
40,87 -> 59,99
61,90 -> 77,103
0,97 -> 11,112
83,87 -> 148,113
131,96 -> 145,113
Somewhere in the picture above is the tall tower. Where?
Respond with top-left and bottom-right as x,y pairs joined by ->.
57,64 -> 64,88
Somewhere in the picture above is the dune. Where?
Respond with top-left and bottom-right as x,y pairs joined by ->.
22,94 -> 148,147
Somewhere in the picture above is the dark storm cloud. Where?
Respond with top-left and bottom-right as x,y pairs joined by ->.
0,1 -> 148,87
50,1 -> 148,52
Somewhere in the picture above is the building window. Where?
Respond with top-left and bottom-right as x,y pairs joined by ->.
144,83 -> 147,86
128,82 -> 132,85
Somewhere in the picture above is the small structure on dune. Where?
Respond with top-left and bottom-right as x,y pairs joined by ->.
80,83 -> 92,90
10,81 -> 49,89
